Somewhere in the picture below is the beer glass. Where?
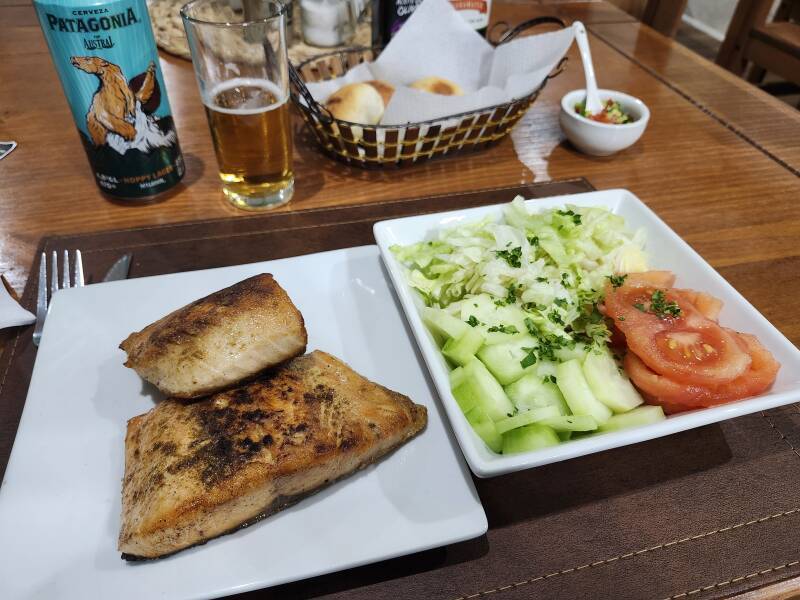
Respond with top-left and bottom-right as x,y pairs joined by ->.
182,0 -> 293,210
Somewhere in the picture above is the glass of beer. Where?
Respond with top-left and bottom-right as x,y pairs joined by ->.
182,0 -> 293,210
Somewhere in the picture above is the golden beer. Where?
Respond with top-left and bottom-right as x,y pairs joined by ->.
204,78 -> 293,209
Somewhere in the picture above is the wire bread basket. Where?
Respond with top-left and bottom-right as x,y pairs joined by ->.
289,16 -> 567,168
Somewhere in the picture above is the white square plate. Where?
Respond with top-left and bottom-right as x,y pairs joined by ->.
0,246 -> 486,600
374,189 -> 800,478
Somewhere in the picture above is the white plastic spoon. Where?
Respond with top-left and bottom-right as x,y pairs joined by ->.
572,21 -> 603,115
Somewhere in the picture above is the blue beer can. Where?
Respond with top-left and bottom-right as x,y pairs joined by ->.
33,0 -> 185,199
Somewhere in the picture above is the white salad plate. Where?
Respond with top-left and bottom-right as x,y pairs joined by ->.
0,246 -> 486,600
374,189 -> 800,478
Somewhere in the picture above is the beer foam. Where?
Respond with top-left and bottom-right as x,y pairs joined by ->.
204,78 -> 288,115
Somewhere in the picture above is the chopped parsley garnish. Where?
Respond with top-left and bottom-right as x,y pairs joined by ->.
466,315 -> 480,327
535,276 -> 547,283
543,374 -> 558,385
557,209 -> 582,225
607,274 -> 628,289
494,299 -> 507,307
553,297 -> 569,309
506,283 -> 518,305
487,324 -> 519,334
520,348 -> 537,368
528,236 -> 539,247
524,317 -> 537,335
538,334 -> 570,361
631,291 -> 682,319
495,246 -> 522,268
650,289 -> 682,318
618,315 -> 626,321
548,310 -> 565,326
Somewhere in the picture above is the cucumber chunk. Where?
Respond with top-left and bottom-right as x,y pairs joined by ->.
495,405 -> 562,434
535,360 -> 559,379
583,350 -> 644,413
554,342 -> 590,362
457,358 -> 514,422
459,293 -> 497,325
556,359 -> 613,424
504,373 -> 568,414
477,334 -> 537,385
465,405 -> 503,453
451,381 -> 478,413
449,366 -> 466,388
597,405 -> 666,432
502,423 -> 560,454
460,294 -> 528,345
557,431 -> 572,442
422,307 -> 469,343
442,328 -> 485,367
539,415 -> 598,432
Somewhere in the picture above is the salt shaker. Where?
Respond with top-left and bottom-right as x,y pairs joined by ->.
301,0 -> 356,46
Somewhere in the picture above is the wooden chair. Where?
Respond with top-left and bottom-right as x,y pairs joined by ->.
717,0 -> 800,94
609,0 -> 688,37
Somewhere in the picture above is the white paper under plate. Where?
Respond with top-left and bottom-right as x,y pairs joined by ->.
374,189 -> 800,478
0,246 -> 486,600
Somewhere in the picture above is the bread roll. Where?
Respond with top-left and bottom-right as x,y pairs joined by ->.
410,76 -> 464,96
367,80 -> 395,107
324,80 -> 395,125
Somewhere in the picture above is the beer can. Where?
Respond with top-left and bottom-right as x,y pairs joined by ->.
33,0 -> 185,199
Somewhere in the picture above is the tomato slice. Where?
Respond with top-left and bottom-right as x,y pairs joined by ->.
605,282 -> 750,385
622,271 -> 677,289
675,289 -> 723,321
624,331 -> 780,413
636,391 -> 689,416
607,319 -> 627,348
624,352 -> 716,407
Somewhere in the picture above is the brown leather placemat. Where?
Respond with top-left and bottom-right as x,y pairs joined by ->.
2,178 -> 800,600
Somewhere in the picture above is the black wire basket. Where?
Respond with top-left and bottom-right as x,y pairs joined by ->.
289,16 -> 568,168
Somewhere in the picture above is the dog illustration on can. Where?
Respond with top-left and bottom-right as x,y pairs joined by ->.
70,56 -> 177,154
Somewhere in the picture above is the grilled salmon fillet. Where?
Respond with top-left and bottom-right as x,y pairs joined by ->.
119,274 -> 307,398
118,350 -> 427,559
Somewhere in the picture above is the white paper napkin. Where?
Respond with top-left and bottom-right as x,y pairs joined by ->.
0,279 -> 35,329
303,0 -> 574,125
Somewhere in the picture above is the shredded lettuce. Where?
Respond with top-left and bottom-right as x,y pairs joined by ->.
391,197 -> 647,353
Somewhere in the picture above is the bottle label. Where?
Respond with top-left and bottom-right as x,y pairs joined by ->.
386,0 -> 423,37
34,0 -> 184,198
450,0 -> 491,30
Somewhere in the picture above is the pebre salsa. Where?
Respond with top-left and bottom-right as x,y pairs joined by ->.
575,99 -> 633,124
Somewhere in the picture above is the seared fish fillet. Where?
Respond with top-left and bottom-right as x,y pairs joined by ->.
119,274 -> 307,398
119,350 -> 427,559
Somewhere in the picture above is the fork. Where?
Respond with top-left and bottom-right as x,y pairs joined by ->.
32,249 -> 84,347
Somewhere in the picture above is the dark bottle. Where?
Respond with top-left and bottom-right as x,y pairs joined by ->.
372,0 -> 423,45
372,0 -> 492,44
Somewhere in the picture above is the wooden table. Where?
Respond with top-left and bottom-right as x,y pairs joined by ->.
1,1 -> 800,596
2,0 -> 797,296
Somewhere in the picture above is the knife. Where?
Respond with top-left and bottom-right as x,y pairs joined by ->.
102,253 -> 132,282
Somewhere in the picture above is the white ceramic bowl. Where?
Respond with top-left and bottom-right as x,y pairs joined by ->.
559,89 -> 650,156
